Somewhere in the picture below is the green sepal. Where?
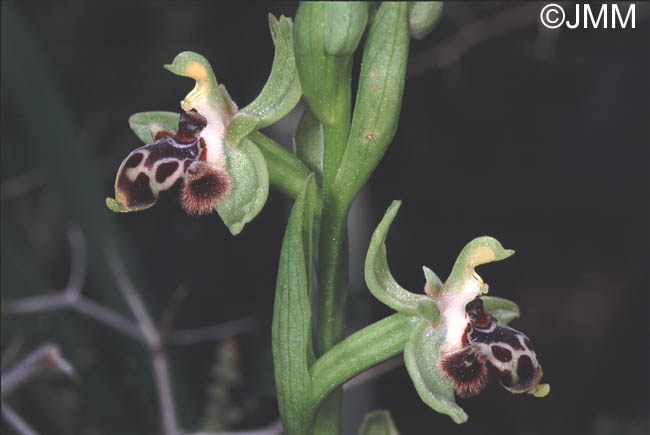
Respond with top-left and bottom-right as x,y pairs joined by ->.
444,236 -> 515,293
272,175 -> 319,435
357,410 -> 399,435
105,198 -> 129,213
481,295 -> 520,325
404,319 -> 468,424
365,201 -> 438,320
408,2 -> 443,40
215,138 -> 269,235
293,108 -> 324,185
227,15 -> 301,147
335,2 -> 410,205
323,2 -> 368,56
128,111 -> 180,143
164,51 -> 236,115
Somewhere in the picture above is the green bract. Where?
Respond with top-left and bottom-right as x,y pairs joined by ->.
365,201 -> 521,423
272,175 -> 319,434
226,15 -> 302,147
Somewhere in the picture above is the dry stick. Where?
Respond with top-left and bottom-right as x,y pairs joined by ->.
4,229 -> 256,346
1,344 -> 76,397
104,244 -> 179,435
408,3 -> 539,76
1,402 -> 39,435
1,344 -> 77,435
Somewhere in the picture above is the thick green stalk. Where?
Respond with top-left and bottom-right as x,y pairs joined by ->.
313,198 -> 349,435
310,313 -> 412,409
248,131 -> 311,200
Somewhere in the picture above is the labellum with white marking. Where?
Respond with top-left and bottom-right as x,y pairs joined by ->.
109,109 -> 231,215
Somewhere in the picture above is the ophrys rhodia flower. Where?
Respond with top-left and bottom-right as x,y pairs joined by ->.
365,201 -> 549,423
107,15 -> 301,235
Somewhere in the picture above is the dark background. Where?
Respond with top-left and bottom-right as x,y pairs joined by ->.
2,1 -> 648,434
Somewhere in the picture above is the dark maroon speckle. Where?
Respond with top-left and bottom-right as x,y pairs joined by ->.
124,152 -> 143,168
491,345 -> 513,362
117,172 -> 154,208
499,369 -> 513,387
517,355 -> 535,384
156,161 -> 179,183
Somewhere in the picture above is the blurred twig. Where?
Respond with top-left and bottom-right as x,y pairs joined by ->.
105,243 -> 180,435
1,344 -> 76,397
1,343 -> 77,435
3,227 -> 259,434
1,402 -> 39,435
409,3 -> 539,76
0,170 -> 47,201
4,227 -> 257,346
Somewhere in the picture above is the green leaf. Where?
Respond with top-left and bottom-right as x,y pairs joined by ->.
272,175 -> 319,435
226,15 -> 302,147
404,319 -> 468,424
215,138 -> 269,235
444,237 -> 515,294
365,201 -> 438,319
323,2 -> 368,56
293,108 -> 324,185
408,2 -> 443,40
357,410 -> 399,435
128,111 -> 180,143
335,2 -> 410,206
481,296 -> 520,325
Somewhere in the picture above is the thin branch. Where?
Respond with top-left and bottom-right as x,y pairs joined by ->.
169,318 -> 258,346
104,244 -> 179,435
1,344 -> 76,397
0,170 -> 46,201
408,3 -> 539,76
159,285 -> 190,346
1,334 -> 24,370
63,225 -> 86,298
1,402 -> 40,435
343,355 -> 404,391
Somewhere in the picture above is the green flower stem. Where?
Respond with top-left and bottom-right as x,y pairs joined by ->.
248,131 -> 312,200
313,199 -> 349,435
310,313 -> 412,408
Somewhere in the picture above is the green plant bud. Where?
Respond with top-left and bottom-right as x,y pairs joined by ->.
323,2 -> 368,56
357,410 -> 399,435
293,108 -> 324,185
226,15 -> 301,147
293,2 -> 352,126
408,2 -> 443,40
335,3 -> 410,206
